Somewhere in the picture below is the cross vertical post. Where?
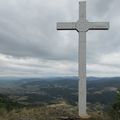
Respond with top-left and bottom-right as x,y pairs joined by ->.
56,1 -> 109,118
78,1 -> 87,117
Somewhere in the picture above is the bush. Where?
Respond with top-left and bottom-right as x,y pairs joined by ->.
109,89 -> 120,120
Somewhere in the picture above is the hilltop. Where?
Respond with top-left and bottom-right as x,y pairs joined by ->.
0,100 -> 111,120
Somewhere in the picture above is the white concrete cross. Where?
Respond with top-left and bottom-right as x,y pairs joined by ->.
57,1 -> 109,118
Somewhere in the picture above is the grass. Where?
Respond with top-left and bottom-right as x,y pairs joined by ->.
0,101 -> 111,120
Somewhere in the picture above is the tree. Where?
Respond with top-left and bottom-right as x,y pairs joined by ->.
110,89 -> 120,120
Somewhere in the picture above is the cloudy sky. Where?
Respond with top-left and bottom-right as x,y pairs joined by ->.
0,0 -> 119,77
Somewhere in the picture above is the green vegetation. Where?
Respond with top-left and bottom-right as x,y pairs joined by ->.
0,93 -> 118,120
109,89 -> 120,120
0,94 -> 23,112
0,100 -> 111,120
0,94 -> 111,120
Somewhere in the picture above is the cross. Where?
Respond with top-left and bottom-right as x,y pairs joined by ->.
57,1 -> 109,118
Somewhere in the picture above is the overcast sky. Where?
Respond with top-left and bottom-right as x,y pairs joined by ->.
0,0 -> 119,77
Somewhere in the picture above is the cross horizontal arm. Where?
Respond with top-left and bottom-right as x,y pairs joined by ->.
57,22 -> 77,30
88,22 -> 109,30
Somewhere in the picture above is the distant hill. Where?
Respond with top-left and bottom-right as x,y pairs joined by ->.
0,76 -> 119,109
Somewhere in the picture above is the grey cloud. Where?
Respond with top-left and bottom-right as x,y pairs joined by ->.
0,0 -> 119,76
88,0 -> 114,19
0,0 -> 78,61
